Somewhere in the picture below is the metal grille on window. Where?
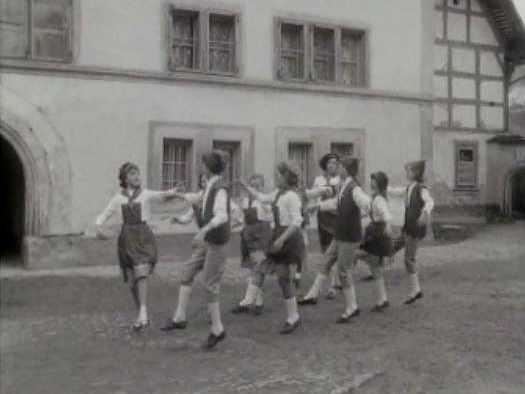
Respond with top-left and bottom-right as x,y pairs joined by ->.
209,14 -> 235,73
171,9 -> 199,70
341,29 -> 364,87
313,27 -> 335,82
0,0 -> 27,58
213,140 -> 241,196
331,142 -> 354,158
31,0 -> 71,61
162,139 -> 192,191
288,143 -> 311,188
455,145 -> 478,189
280,23 -> 304,79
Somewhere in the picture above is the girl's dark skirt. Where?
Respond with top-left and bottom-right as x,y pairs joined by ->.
361,222 -> 393,257
261,226 -> 306,273
118,223 -> 158,282
240,221 -> 272,269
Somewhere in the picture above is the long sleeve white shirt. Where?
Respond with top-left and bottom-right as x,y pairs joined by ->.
183,176 -> 229,229
253,189 -> 303,227
319,177 -> 371,214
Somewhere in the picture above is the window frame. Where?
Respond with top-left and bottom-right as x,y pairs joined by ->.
288,141 -> 315,189
274,16 -> 368,87
167,4 -> 240,77
0,0 -> 73,63
161,138 -> 193,191
454,140 -> 479,190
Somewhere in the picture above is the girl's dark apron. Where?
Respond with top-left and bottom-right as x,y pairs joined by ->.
240,195 -> 272,268
264,189 -> 305,266
317,176 -> 338,250
361,195 -> 393,257
117,188 -> 158,281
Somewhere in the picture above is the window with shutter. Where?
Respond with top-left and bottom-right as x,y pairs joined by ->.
280,22 -> 305,80
340,29 -> 365,87
213,140 -> 241,196
0,0 -> 27,58
162,139 -> 192,191
208,13 -> 236,74
312,26 -> 335,82
454,142 -> 478,189
288,142 -> 312,188
170,9 -> 200,71
0,0 -> 71,62
330,142 -> 354,157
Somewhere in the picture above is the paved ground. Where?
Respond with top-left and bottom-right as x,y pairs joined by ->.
1,222 -> 524,394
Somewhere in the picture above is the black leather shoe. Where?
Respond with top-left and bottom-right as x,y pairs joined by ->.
230,304 -> 251,314
252,305 -> 264,316
361,275 -> 375,282
371,301 -> 390,312
404,292 -> 423,305
336,308 -> 360,324
160,320 -> 187,331
297,297 -> 318,306
279,319 -> 301,334
202,331 -> 226,349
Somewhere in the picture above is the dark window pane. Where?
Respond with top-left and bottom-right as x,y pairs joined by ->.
313,27 -> 335,82
288,143 -> 312,188
209,14 -> 235,73
162,139 -> 192,190
0,0 -> 27,58
171,10 -> 199,70
280,23 -> 304,79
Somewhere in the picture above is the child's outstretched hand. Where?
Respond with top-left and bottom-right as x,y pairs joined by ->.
96,226 -> 108,240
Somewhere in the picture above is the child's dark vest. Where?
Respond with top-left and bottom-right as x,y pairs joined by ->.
335,180 -> 362,243
201,181 -> 231,245
403,183 -> 427,239
317,175 -> 338,235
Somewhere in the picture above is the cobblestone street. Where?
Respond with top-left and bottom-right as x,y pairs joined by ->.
1,222 -> 525,394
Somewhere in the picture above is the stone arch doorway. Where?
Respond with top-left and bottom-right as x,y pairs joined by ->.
1,135 -> 26,264
503,162 -> 525,218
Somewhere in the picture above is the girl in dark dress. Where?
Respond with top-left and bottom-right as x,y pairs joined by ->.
96,163 -> 179,331
239,161 -> 305,334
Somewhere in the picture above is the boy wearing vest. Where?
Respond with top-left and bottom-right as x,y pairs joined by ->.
298,157 -> 372,323
239,161 -> 306,334
96,163 -> 180,332
160,151 -> 231,349
306,153 -> 342,298
231,173 -> 273,315
388,160 -> 434,305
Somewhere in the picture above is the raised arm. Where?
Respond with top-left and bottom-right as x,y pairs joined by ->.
239,181 -> 276,203
95,195 -> 119,227
353,185 -> 372,214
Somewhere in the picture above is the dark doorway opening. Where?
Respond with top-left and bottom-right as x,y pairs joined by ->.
1,136 -> 25,265
511,168 -> 525,217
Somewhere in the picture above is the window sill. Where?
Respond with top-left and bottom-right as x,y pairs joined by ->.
453,188 -> 480,193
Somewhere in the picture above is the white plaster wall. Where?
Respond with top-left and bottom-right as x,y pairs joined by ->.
434,9 -> 444,39
452,104 -> 476,128
1,73 -> 424,234
481,106 -> 504,130
451,47 -> 476,73
480,51 -> 503,76
470,15 -> 499,46
434,75 -> 448,98
74,0 -> 425,95
452,77 -> 476,99
434,45 -> 448,71
481,80 -> 504,103
447,12 -> 468,41
471,0 -> 482,13
434,103 -> 448,126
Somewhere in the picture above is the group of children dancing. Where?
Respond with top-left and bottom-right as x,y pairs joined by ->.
96,150 -> 434,349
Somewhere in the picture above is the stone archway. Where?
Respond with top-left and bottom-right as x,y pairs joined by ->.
0,85 -> 73,264
503,161 -> 525,217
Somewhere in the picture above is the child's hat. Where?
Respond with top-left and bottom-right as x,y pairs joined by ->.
319,152 -> 340,171
405,160 -> 426,177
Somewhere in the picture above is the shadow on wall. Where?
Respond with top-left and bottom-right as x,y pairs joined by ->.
432,181 -> 482,208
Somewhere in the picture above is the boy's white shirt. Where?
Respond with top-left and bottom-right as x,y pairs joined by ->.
183,175 -> 228,229
387,182 -> 434,215
318,176 -> 371,214
253,189 -> 303,227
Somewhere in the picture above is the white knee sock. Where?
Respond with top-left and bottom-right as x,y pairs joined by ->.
304,273 -> 327,300
409,273 -> 421,296
173,285 -> 192,322
138,305 -> 148,322
239,277 -> 254,306
284,297 -> 300,324
241,284 -> 259,306
376,277 -> 387,304
208,302 -> 224,335
255,287 -> 264,306
343,286 -> 358,315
